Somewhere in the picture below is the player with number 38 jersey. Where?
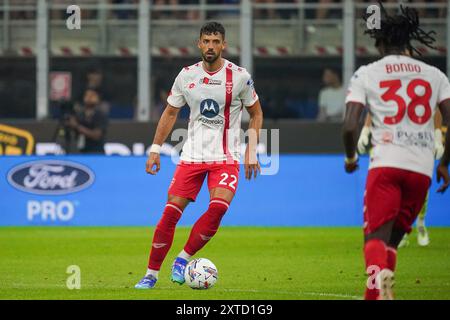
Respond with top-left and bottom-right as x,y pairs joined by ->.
342,2 -> 450,301
346,55 -> 450,178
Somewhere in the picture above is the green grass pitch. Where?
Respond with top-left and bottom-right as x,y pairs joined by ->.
1,227 -> 449,300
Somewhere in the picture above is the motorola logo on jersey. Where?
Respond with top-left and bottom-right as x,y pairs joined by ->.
200,99 -> 220,118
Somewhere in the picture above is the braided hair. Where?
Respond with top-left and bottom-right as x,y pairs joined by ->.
364,1 -> 437,56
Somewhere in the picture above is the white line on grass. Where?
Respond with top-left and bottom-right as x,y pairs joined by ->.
4,283 -> 361,300
221,288 -> 361,300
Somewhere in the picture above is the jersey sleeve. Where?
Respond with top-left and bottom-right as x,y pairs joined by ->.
345,66 -> 367,106
167,71 -> 186,108
239,71 -> 259,107
437,70 -> 450,105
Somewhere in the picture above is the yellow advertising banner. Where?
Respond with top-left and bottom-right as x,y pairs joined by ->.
0,124 -> 35,155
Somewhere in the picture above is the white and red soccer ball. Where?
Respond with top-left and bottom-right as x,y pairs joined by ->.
184,258 -> 218,290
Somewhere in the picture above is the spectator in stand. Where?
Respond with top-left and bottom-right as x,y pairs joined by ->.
108,0 -> 138,19
10,0 -> 35,19
410,0 -> 447,18
278,0 -> 298,19
434,0 -> 446,18
254,0 -> 279,19
66,89 -> 109,154
210,0 -> 240,19
180,0 -> 200,20
313,0 -> 343,19
153,0 -> 199,20
51,0 -> 99,20
317,67 -> 345,122
77,67 -> 111,116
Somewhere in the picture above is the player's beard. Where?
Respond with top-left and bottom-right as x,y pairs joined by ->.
202,50 -> 220,64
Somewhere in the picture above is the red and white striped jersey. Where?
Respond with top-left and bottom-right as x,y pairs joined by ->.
167,59 -> 259,162
346,55 -> 450,178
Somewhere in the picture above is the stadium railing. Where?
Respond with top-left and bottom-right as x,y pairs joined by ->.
0,1 -> 448,121
1,1 -> 447,57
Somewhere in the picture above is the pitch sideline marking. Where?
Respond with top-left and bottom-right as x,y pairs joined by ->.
5,283 -> 361,299
221,288 -> 361,300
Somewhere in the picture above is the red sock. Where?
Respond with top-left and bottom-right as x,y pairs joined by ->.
147,202 -> 183,271
364,239 -> 387,300
184,198 -> 229,256
386,246 -> 397,272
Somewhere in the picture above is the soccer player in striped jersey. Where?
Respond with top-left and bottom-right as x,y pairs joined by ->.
135,22 -> 263,289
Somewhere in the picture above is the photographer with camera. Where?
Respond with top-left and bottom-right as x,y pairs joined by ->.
65,89 -> 109,154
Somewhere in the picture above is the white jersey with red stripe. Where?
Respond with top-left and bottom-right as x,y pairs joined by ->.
346,55 -> 450,178
167,59 -> 259,162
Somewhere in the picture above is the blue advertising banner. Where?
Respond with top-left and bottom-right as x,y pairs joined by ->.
0,155 -> 448,226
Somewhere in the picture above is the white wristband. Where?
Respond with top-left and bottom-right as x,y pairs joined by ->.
150,144 -> 161,154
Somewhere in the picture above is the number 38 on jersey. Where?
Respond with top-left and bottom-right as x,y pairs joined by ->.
380,78 -> 432,125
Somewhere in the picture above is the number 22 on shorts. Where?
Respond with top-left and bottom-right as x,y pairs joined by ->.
219,173 -> 238,190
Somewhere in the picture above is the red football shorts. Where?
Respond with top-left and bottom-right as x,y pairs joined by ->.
168,161 -> 240,201
363,167 -> 431,235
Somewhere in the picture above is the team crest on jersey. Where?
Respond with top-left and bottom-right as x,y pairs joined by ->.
200,99 -> 220,118
226,81 -> 233,95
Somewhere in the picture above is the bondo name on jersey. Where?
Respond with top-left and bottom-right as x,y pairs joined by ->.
386,63 -> 421,74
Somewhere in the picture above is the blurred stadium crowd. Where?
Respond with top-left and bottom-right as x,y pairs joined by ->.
0,1 -> 447,122
7,0 -> 448,20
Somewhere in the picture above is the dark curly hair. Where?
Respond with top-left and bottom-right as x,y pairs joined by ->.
364,1 -> 437,55
200,21 -> 225,39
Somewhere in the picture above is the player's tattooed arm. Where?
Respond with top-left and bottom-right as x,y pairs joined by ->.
245,100 -> 263,180
342,102 -> 365,173
437,100 -> 450,193
146,105 -> 181,175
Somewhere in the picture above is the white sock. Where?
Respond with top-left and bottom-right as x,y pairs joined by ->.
178,250 -> 192,261
145,268 -> 159,279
